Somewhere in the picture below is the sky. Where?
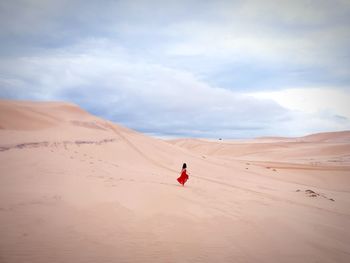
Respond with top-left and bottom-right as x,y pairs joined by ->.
0,0 -> 350,138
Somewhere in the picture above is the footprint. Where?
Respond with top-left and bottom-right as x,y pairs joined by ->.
53,195 -> 61,201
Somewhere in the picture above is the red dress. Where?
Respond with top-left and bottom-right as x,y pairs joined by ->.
177,169 -> 189,186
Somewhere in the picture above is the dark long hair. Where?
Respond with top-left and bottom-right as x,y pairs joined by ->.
182,163 -> 187,169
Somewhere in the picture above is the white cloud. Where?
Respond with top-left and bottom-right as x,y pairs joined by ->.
163,0 -> 350,74
1,1 -> 350,138
169,25 -> 347,71
247,87 -> 350,118
0,38 -> 292,138
2,38 -> 349,138
246,87 -> 350,136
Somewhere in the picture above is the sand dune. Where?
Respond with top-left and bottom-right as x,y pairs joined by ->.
254,130 -> 350,143
1,100 -> 350,263
169,132 -> 350,166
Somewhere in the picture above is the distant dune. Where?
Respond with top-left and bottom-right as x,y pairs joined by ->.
255,130 -> 350,143
169,131 -> 350,166
300,130 -> 350,143
1,100 -> 350,263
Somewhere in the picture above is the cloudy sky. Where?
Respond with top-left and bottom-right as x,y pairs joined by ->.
1,0 -> 350,138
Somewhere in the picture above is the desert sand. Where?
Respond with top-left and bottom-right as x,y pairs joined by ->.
0,99 -> 350,263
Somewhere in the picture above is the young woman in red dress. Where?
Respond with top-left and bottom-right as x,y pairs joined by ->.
177,163 -> 189,186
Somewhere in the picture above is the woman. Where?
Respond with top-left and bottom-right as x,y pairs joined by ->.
177,163 -> 189,186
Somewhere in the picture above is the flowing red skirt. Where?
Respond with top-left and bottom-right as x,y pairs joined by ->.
177,171 -> 188,185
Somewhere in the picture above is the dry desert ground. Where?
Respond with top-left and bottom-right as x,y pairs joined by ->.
1,100 -> 350,263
